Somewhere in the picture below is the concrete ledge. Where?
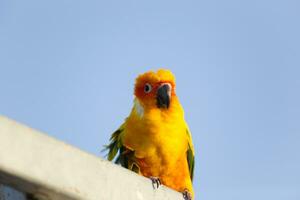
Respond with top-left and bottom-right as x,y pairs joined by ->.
0,116 -> 182,200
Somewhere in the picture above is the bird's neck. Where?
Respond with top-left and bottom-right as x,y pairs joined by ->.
132,97 -> 184,122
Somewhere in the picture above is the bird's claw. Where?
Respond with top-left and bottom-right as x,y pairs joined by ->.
182,189 -> 192,200
150,176 -> 161,189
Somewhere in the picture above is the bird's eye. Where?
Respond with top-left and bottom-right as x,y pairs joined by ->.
144,83 -> 152,93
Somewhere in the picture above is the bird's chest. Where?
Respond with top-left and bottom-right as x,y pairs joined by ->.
124,119 -> 187,165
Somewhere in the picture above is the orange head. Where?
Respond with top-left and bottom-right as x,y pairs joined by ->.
134,69 -> 176,110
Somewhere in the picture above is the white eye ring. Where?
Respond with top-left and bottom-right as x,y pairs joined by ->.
144,83 -> 152,93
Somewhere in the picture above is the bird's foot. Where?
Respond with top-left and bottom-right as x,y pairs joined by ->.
150,176 -> 161,189
182,189 -> 192,200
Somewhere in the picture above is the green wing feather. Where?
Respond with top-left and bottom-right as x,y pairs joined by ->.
186,128 -> 195,181
103,124 -> 139,172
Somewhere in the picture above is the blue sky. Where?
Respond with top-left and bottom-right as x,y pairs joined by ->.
0,0 -> 299,199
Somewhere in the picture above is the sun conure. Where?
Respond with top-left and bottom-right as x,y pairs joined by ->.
104,69 -> 195,199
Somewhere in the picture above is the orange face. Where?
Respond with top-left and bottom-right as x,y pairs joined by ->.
134,69 -> 176,109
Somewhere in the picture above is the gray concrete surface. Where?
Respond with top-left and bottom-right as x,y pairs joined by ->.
0,185 -> 26,200
0,116 -> 182,200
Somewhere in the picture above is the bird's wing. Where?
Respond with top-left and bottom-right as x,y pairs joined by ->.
103,123 -> 140,173
186,126 -> 195,181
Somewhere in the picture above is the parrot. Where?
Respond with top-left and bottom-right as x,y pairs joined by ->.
104,69 -> 195,200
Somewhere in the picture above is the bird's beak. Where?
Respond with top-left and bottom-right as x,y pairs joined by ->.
156,83 -> 172,109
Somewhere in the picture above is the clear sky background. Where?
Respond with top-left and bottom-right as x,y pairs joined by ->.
0,0 -> 299,199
